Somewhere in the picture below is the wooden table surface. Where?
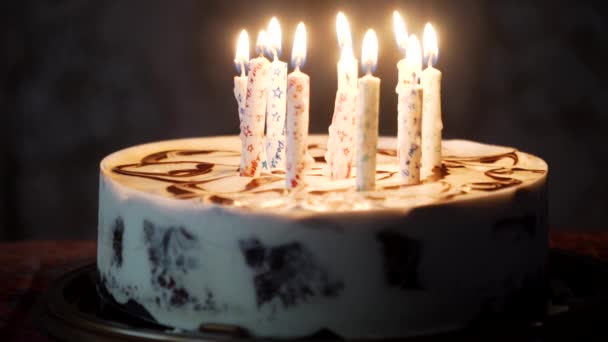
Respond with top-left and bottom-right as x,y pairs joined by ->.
0,233 -> 607,341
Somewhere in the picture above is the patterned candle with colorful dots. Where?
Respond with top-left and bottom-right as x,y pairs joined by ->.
241,31 -> 270,177
396,35 -> 423,184
233,30 -> 249,174
265,17 -> 288,171
325,12 -> 358,180
286,23 -> 310,189
356,29 -> 380,191
421,23 -> 443,179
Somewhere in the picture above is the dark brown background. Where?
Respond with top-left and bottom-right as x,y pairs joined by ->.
1,0 -> 607,239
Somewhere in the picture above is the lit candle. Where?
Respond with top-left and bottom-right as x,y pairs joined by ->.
396,35 -> 423,184
241,31 -> 270,177
421,23 -> 443,179
356,29 -> 380,191
325,12 -> 358,179
393,11 -> 412,88
233,30 -> 249,173
266,17 -> 288,170
285,23 -> 310,189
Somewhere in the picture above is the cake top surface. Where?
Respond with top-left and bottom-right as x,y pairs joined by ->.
101,135 -> 547,213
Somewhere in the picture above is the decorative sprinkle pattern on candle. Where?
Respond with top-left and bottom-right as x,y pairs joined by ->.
266,62 -> 288,170
234,82 -> 247,121
234,79 -> 248,173
326,83 -> 357,179
397,86 -> 423,184
286,72 -> 310,189
264,18 -> 287,171
356,80 -> 380,190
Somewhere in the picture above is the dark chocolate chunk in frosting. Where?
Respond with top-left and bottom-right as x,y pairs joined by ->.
143,220 -> 208,309
111,217 -> 125,267
377,230 -> 423,290
239,238 -> 344,308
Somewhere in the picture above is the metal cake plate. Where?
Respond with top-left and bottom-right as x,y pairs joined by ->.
37,249 -> 608,342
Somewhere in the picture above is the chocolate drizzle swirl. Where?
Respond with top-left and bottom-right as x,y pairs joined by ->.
109,139 -> 547,210
112,149 -> 242,202
113,149 -> 229,183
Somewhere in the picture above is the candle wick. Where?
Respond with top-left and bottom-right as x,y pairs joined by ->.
294,56 -> 302,72
272,48 -> 278,61
366,64 -> 372,76
240,61 -> 246,77
427,53 -> 433,68
400,40 -> 407,58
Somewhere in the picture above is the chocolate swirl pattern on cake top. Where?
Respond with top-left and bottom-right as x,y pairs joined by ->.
103,136 -> 547,212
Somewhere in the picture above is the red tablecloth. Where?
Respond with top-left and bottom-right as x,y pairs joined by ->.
0,234 -> 606,341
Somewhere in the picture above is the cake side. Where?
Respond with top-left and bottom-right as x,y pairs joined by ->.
97,135 -> 548,339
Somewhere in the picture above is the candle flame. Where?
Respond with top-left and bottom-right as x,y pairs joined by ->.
234,29 -> 249,75
291,22 -> 307,69
361,29 -> 378,74
393,11 -> 408,54
268,17 -> 282,58
423,23 -> 438,66
336,12 -> 352,49
407,34 -> 422,80
256,30 -> 268,57
340,43 -> 356,68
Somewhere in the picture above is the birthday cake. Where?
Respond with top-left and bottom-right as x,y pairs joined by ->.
97,134 -> 548,339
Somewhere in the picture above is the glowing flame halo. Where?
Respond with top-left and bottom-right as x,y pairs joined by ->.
336,11 -> 355,69
234,29 -> 249,76
361,29 -> 378,74
256,30 -> 269,57
407,34 -> 423,81
267,17 -> 282,59
291,22 -> 307,69
423,23 -> 439,67
336,12 -> 353,49
393,11 -> 408,55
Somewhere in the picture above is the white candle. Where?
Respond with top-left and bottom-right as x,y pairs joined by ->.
325,12 -> 358,179
421,23 -> 443,179
241,31 -> 270,177
233,30 -> 249,174
286,23 -> 310,189
266,17 -> 288,170
356,29 -> 380,191
396,35 -> 423,184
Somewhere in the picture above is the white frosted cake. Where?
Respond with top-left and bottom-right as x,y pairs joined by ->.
97,134 -> 548,339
